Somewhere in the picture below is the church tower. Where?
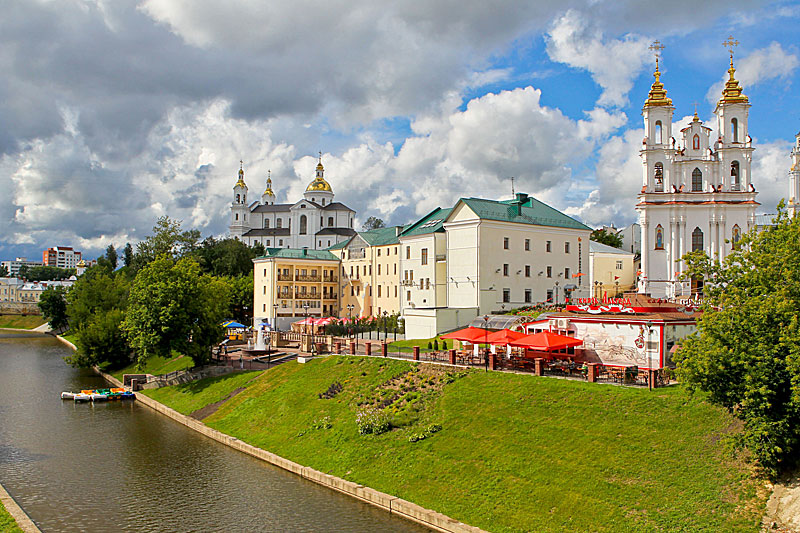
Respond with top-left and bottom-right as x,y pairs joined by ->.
303,154 -> 335,206
262,170 -> 276,205
230,161 -> 249,240
790,132 -> 800,217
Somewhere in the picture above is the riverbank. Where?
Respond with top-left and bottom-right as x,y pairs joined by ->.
134,355 -> 771,532
0,480 -> 41,533
0,315 -> 45,330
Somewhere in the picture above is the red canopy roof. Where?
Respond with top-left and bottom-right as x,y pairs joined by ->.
440,327 -> 491,343
508,331 -> 583,351
485,329 -> 526,346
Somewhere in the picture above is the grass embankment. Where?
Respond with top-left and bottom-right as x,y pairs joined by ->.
387,336 -> 454,353
111,353 -> 195,382
0,500 -> 23,533
0,314 -> 45,329
142,370 -> 262,415
150,356 -> 766,532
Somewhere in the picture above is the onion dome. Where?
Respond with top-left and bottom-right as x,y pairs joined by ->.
644,66 -> 672,107
719,57 -> 749,104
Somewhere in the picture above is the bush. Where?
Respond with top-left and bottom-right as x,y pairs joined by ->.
433,339 -> 439,350
442,340 -> 447,350
427,341 -> 433,350
356,408 -> 391,435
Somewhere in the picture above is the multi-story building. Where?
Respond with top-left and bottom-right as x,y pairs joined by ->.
252,248 -> 340,330
0,278 -> 23,302
1,257 -> 44,277
589,241 -> 636,298
42,247 -> 82,269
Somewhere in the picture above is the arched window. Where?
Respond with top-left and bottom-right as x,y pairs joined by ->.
732,225 -> 741,248
731,118 -> 739,143
322,199 -> 326,205
655,225 -> 664,250
692,168 -> 702,192
264,219 -> 269,229
300,215 -> 307,235
276,218 -> 282,228
655,121 -> 663,144
693,134 -> 700,150
731,161 -> 740,190
236,194 -> 240,203
692,227 -> 704,252
328,216 -> 334,226
654,163 -> 664,192
235,213 -> 239,221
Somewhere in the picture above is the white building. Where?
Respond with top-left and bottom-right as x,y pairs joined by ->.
789,131 -> 800,217
636,55 -> 757,298
42,247 -> 82,269
230,159 -> 356,250
589,240 -> 636,298
1,257 -> 44,277
617,222 -> 641,256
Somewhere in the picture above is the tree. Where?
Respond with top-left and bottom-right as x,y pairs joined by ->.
23,266 -> 74,281
66,309 -> 130,369
38,286 -> 69,332
362,216 -> 385,231
675,205 -> 800,476
123,256 -> 230,367
590,228 -> 623,249
219,275 -> 254,324
0,265 -> 8,277
195,237 -> 255,277
132,216 -> 201,270
17,264 -> 28,280
123,242 -> 134,267
105,244 -> 118,269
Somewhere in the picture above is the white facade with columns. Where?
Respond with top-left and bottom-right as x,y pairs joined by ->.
636,57 -> 758,298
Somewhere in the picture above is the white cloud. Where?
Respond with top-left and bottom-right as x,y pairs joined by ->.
751,139 -> 793,213
706,42 -> 799,103
545,9 -> 651,108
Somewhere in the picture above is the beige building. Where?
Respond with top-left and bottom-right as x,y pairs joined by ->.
0,278 -> 23,302
252,249 -> 340,330
332,226 -> 403,319
589,240 -> 636,297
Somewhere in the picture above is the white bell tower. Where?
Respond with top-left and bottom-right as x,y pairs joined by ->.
790,132 -> 800,217
229,161 -> 249,239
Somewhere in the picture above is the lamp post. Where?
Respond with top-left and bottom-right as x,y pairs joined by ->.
347,304 -> 354,340
615,280 -> 620,297
646,320 -> 653,391
483,314 -> 490,372
554,281 -> 560,306
383,310 -> 388,342
593,280 -> 600,299
303,303 -> 310,354
273,303 -> 279,333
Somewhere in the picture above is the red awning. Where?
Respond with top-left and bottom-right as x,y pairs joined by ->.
485,329 -> 526,346
440,327 -> 491,343
508,331 -> 583,351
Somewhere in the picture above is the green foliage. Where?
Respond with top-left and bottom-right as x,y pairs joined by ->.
38,286 -> 69,331
105,244 -> 118,269
195,237 -> 257,277
361,216 -> 385,231
355,407 -> 390,435
132,216 -> 201,270
21,265 -> 74,281
0,264 -> 8,277
442,340 -> 447,350
427,341 -> 432,350
590,228 -> 623,249
123,256 -> 230,367
217,275 -> 254,325
123,242 -> 134,267
142,370 -> 261,415
676,204 -> 800,476
66,309 -> 130,368
0,498 -> 23,533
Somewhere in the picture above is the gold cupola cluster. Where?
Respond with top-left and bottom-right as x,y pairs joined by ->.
719,57 -> 749,104
306,157 -> 332,192
644,66 -> 673,107
264,170 -> 275,196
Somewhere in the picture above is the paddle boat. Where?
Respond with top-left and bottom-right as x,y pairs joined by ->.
61,388 -> 135,402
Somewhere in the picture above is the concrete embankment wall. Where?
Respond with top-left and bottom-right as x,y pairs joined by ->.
0,481 -> 42,533
77,347 -> 483,533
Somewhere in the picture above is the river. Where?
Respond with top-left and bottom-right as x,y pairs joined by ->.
0,333 -> 427,532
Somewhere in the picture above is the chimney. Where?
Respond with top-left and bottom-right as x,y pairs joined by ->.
514,192 -> 528,216
395,226 -> 402,236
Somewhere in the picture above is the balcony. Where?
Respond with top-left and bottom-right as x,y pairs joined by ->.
296,275 -> 321,282
295,292 -> 321,300
322,276 -> 339,283
323,293 -> 338,300
277,274 -> 293,281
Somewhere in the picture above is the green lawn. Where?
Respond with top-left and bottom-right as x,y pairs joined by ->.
148,356 -> 766,532
111,353 -> 195,381
0,499 -> 23,533
0,314 -> 45,329
387,336 -> 455,352
142,370 -> 263,415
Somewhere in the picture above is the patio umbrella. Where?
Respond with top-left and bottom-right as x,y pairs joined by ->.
485,329 -> 526,345
222,321 -> 246,329
508,331 -> 583,351
440,327 -> 491,343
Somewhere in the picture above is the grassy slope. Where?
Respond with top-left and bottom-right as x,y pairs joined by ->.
155,356 -> 764,532
0,500 -> 23,533
0,314 -> 45,329
111,354 -> 194,381
388,336 -> 454,352
142,370 -> 262,415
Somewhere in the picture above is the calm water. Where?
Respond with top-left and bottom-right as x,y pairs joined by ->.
0,333 -> 427,532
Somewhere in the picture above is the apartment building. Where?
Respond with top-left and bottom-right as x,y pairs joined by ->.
1,257 -> 44,277
42,247 -> 82,269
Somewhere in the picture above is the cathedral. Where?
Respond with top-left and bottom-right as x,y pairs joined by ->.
229,157 -> 357,249
636,44 -> 758,298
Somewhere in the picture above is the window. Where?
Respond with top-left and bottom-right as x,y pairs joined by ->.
692,227 -> 704,252
235,213 -> 239,221
322,199 -> 325,206
503,264 -> 509,276
394,264 -> 397,275
369,265 -> 372,276
565,242 -> 570,254
565,267 -> 570,279
378,285 -> 382,297
655,120 -> 663,144
421,248 -> 428,265
546,290 -> 553,303
349,218 -> 353,228
300,215 -> 307,234
546,266 -> 552,278
395,286 -> 398,297
266,240 -> 270,246
328,216 -> 334,226
278,239 -> 283,246
320,216 -> 323,227
395,247 -> 398,255
406,246 -> 410,259
655,225 -> 664,250
407,290 -> 411,302
350,266 -> 354,276
524,289 -> 532,303
276,218 -> 282,228
616,260 -> 623,270
693,134 -> 700,150
546,241 -> 552,253
378,264 -> 381,275
264,219 -> 270,228
525,239 -> 530,251
377,249 -> 381,257
654,163 -> 664,192
525,265 -> 531,277
301,204 -> 306,208
692,168 -> 702,192
502,288 -> 510,303
426,278 -> 430,290
503,237 -> 509,250
731,118 -> 739,143
731,161 -> 740,190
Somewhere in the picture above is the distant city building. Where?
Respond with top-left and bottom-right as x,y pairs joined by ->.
1,257 -> 44,277
0,278 -> 75,304
589,240 -> 636,298
42,247 -> 82,269
617,222 -> 641,256
230,158 -> 356,250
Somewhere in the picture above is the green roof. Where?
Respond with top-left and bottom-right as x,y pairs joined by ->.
399,208 -> 453,237
255,248 -> 339,261
359,226 -> 403,246
460,196 -> 591,231
326,239 -> 351,251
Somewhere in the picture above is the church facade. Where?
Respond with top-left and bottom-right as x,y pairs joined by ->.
636,54 -> 758,298
229,158 -> 357,249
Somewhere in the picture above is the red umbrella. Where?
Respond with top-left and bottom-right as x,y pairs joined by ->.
440,327 -> 491,343
508,331 -> 583,351
485,329 -> 526,346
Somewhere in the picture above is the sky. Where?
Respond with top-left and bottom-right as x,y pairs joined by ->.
2,0 -> 799,262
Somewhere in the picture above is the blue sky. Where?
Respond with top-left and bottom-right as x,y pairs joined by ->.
1,0 -> 799,263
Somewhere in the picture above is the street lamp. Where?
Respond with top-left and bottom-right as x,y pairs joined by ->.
483,314 -> 490,372
383,310 -> 388,342
593,280 -> 600,299
347,304 -> 355,339
273,303 -> 279,333
303,303 -> 310,354
646,320 -> 653,390
554,281 -> 560,306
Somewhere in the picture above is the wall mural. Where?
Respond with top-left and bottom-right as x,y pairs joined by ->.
574,322 -> 659,368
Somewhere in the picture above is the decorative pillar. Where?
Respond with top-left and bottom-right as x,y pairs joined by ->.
718,216 -> 727,261
365,342 -> 372,356
534,358 -> 544,376
349,340 -> 356,355
640,220 -> 648,292
587,363 -> 598,383
488,353 -> 496,371
448,349 -> 456,365
413,346 -> 420,361
381,342 -> 388,357
335,341 -> 341,354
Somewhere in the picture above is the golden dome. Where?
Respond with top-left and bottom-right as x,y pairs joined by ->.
235,160 -> 247,188
306,177 -> 332,192
264,172 -> 275,196
719,58 -> 749,104
316,161 -> 324,171
644,66 -> 672,107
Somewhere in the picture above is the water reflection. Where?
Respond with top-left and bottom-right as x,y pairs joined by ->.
0,334 -> 426,532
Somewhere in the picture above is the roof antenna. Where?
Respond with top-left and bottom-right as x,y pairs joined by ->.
511,176 -> 515,197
